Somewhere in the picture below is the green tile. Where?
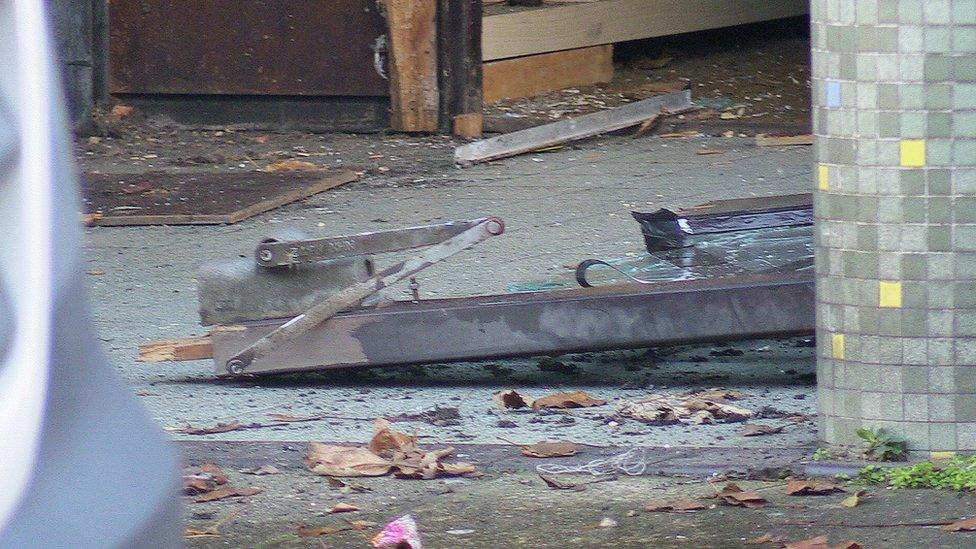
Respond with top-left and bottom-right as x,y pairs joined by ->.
928,112 -> 952,137
957,57 -> 976,83
925,27 -> 952,52
928,225 -> 951,251
857,224 -> 878,248
903,366 -> 930,392
953,141 -> 976,166
900,254 -> 927,280
955,397 -> 976,422
954,368 -> 976,393
901,112 -> 926,138
899,1 -> 923,22
925,55 -> 954,82
901,309 -> 927,337
900,85 -> 925,109
926,84 -> 952,109
879,112 -> 900,137
928,284 -> 954,308
958,113 -> 976,136
903,197 -> 926,223
955,197 -> 976,223
930,423 -> 958,451
878,0 -> 899,22
928,139 -> 953,166
929,169 -> 951,195
900,170 -> 925,194
878,310 -> 903,336
953,0 -> 976,23
954,27 -> 976,53
956,84 -> 976,110
954,282 -> 976,307
859,306 -> 879,333
878,84 -> 899,108
927,197 -> 951,225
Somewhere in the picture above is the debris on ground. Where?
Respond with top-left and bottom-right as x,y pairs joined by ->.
597,517 -> 618,528
492,389 -> 606,411
617,391 -> 753,425
239,465 -> 281,476
261,159 -> 324,172
305,419 -> 476,480
943,516 -> 976,532
644,499 -> 707,513
537,473 -> 585,491
388,406 -> 462,427
372,515 -> 422,548
502,439 -> 579,458
193,486 -> 263,503
328,503 -> 360,514
840,490 -> 866,508
184,511 -> 238,539
755,133 -> 813,147
712,483 -> 768,509
182,463 -> 229,495
785,479 -> 844,496
740,424 -> 785,437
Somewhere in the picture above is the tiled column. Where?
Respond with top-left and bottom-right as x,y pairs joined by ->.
812,0 -> 976,453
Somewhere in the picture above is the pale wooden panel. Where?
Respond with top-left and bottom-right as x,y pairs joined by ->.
483,45 -> 613,103
482,0 -> 809,61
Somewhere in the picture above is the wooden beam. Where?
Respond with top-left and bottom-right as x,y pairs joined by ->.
455,90 -> 691,167
483,45 -> 613,104
437,0 -> 483,135
482,0 -> 809,61
385,0 -> 439,132
138,336 -> 213,362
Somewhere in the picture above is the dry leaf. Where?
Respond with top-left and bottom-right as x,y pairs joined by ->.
519,441 -> 578,458
328,477 -> 371,493
369,418 -> 418,456
538,473 -> 584,491
644,499 -> 706,512
262,159 -> 322,172
493,390 -> 533,409
328,503 -> 359,514
618,394 -> 753,425
740,424 -> 785,437
840,490 -> 866,508
696,149 -> 724,155
716,483 -> 768,509
531,391 -> 606,410
268,413 -> 323,423
240,465 -> 281,476
298,525 -> 348,537
785,479 -> 844,496
784,536 -> 829,549
943,516 -> 976,531
747,533 -> 786,544
193,486 -> 262,503
253,134 -> 271,144
305,443 -> 392,477
348,520 -> 378,530
598,517 -> 617,528
182,476 -> 214,495
439,461 -> 477,475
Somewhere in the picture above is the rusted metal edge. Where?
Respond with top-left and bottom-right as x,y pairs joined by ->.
210,271 -> 814,376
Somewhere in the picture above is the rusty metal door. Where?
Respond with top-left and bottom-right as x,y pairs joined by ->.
109,0 -> 388,96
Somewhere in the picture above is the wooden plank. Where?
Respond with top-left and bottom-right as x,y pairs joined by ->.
90,170 -> 359,227
138,336 -> 213,362
453,113 -> 484,140
483,45 -> 613,103
455,90 -> 691,167
755,134 -> 814,147
437,0 -> 483,134
482,0 -> 809,61
385,0 -> 439,132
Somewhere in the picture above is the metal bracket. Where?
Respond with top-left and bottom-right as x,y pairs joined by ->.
225,217 -> 504,375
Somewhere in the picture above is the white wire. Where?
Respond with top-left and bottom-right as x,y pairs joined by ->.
537,448 -> 652,476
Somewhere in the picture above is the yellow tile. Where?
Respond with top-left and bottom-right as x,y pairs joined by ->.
879,281 -> 902,308
900,139 -> 926,167
818,165 -> 829,191
931,451 -> 957,460
831,333 -> 845,360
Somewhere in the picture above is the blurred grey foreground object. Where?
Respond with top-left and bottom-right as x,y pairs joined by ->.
0,1 -> 180,547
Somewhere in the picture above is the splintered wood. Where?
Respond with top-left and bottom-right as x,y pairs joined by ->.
384,0 -> 439,132
138,336 -> 213,362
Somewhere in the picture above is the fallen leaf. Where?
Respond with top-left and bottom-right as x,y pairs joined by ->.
305,443 -> 392,477
439,461 -> 477,475
740,424 -> 785,437
252,134 -> 271,144
518,441 -> 579,458
493,389 -> 533,409
262,159 -> 322,172
267,413 -> 324,423
298,525 -> 348,537
184,511 -> 238,538
840,490 -> 866,508
171,422 -> 246,435
598,517 -> 617,528
239,465 -> 281,476
182,476 -> 214,495
644,499 -> 706,512
696,148 -> 724,155
329,503 -> 359,514
785,479 -> 844,496
369,418 -> 418,456
747,533 -> 786,544
538,473 -> 584,491
618,394 -> 753,425
348,520 -> 378,530
328,477 -> 372,493
531,391 -> 606,410
193,486 -> 262,503
784,535 -> 829,549
715,483 -> 768,509
943,516 -> 976,531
